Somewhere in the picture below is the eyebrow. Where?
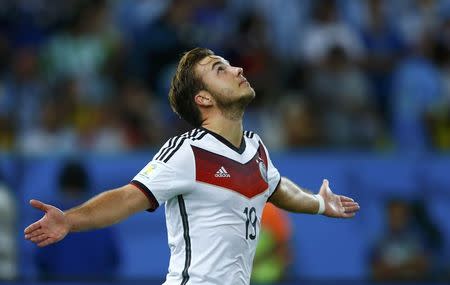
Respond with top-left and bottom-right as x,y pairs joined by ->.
211,59 -> 230,71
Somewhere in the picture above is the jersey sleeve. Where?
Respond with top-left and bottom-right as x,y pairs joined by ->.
258,137 -> 281,197
131,138 -> 194,210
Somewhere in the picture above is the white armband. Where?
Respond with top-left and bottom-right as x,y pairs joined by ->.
315,194 -> 325,214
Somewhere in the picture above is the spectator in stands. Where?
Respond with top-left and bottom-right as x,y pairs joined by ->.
396,0 -> 442,48
410,199 -> 445,280
126,0 -> 191,92
300,0 -> 365,66
35,160 -> 120,280
1,0 -> 449,153
279,95 -> 323,148
0,169 -> 17,280
370,198 -> 431,281
306,45 -> 382,148
118,79 -> 165,148
0,46 -> 46,151
18,96 -> 77,154
358,0 -> 406,123
426,15 -> 450,150
40,0 -> 117,104
390,31 -> 442,151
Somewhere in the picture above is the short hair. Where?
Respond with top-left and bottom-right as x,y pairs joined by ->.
169,47 -> 214,127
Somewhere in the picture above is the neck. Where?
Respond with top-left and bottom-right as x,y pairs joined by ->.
201,116 -> 243,148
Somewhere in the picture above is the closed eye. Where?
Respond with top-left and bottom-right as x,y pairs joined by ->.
217,66 -> 225,74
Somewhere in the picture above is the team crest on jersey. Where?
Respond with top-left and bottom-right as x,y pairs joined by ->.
256,157 -> 268,183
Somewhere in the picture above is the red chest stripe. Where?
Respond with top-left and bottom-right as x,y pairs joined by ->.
192,143 -> 269,198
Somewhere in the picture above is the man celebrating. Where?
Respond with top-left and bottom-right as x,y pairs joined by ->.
25,48 -> 360,285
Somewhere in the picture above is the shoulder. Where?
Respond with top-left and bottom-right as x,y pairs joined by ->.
243,130 -> 257,139
243,130 -> 264,147
153,128 -> 207,163
244,130 -> 274,157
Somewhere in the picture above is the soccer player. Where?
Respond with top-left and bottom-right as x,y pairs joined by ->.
25,48 -> 360,285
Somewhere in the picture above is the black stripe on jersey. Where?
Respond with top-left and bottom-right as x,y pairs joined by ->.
244,130 -> 254,138
190,128 -> 199,138
178,195 -> 191,285
195,129 -> 207,141
162,136 -> 187,163
158,135 -> 183,162
159,129 -> 206,163
155,136 -> 177,161
155,132 -> 187,161
157,129 -> 199,161
267,176 -> 282,202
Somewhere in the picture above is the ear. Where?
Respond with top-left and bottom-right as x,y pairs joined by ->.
194,91 -> 214,107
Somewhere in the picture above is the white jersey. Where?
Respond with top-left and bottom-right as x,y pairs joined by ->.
131,128 -> 280,285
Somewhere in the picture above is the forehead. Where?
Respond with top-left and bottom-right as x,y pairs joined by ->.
196,55 -> 229,75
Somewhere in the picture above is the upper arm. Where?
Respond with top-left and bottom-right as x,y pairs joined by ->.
131,140 -> 194,206
119,183 -> 156,214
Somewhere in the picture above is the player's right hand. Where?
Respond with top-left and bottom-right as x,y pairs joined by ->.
319,179 -> 360,218
24,199 -> 70,247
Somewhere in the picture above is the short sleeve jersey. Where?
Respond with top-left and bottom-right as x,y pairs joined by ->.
131,128 -> 281,285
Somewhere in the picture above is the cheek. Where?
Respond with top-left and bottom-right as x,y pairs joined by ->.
211,88 -> 235,106
204,76 -> 226,92
219,87 -> 236,99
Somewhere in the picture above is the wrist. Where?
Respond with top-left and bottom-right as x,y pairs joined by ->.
63,211 -> 76,232
314,194 -> 325,214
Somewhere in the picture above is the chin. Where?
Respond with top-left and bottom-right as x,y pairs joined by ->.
241,84 -> 255,96
245,88 -> 256,100
239,89 -> 255,106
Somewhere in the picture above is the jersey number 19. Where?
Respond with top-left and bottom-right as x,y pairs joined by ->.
243,207 -> 257,240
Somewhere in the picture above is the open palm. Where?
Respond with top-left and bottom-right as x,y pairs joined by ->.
24,199 -> 70,247
319,179 -> 360,218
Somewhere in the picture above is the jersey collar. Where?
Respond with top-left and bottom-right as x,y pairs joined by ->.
199,127 -> 246,154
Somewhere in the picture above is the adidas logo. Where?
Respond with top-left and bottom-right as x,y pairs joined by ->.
214,166 -> 231,178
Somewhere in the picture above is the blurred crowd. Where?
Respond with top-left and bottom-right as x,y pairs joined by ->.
369,198 -> 446,282
1,0 -> 450,154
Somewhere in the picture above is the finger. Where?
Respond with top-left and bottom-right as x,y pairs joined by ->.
339,196 -> 354,202
30,233 -> 48,243
344,205 -> 360,213
24,221 -> 41,234
30,199 -> 49,212
322,179 -> 329,188
341,212 -> 356,218
342,201 -> 359,207
38,237 -> 57,247
25,228 -> 45,239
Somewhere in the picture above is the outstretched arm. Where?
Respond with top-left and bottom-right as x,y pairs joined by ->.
24,184 -> 152,247
268,177 -> 359,218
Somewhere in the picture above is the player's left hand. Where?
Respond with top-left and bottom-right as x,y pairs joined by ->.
318,179 -> 359,218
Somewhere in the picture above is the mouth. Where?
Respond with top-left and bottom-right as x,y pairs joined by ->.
239,79 -> 249,86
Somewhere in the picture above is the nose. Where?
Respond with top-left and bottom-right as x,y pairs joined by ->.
235,66 -> 243,77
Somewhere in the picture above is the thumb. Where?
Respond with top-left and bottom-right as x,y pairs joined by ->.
322,179 -> 329,189
29,199 -> 49,212
319,179 -> 331,196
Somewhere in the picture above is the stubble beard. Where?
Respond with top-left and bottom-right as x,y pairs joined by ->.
212,87 -> 255,121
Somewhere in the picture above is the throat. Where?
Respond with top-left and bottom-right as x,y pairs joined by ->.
220,106 -> 245,121
201,123 -> 244,149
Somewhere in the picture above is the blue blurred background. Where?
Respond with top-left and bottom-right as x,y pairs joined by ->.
0,0 -> 450,284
